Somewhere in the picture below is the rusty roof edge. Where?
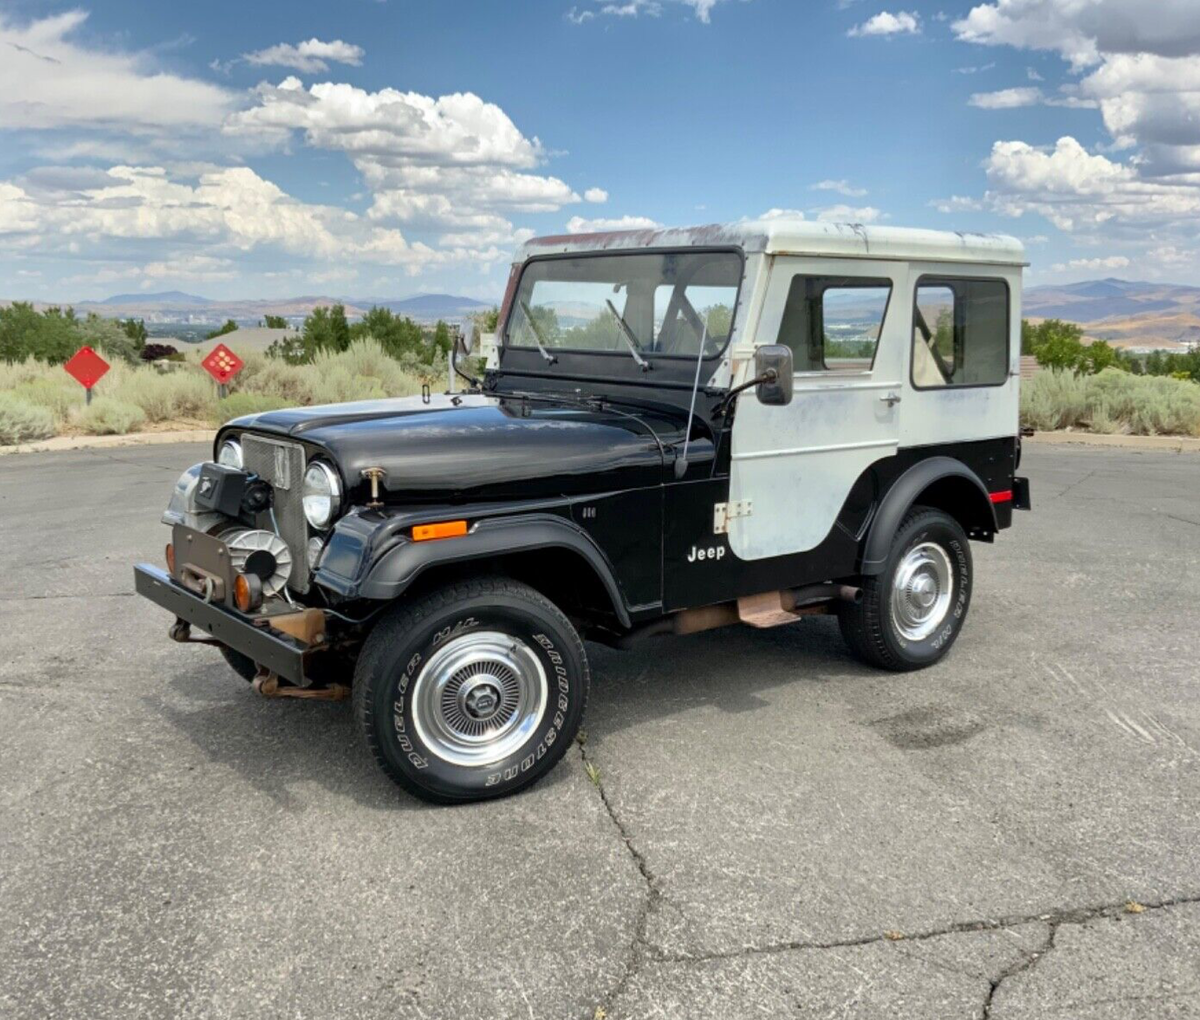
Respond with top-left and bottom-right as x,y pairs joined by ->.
515,218 -> 1026,266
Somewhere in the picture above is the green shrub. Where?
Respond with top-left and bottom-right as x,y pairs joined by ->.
9,378 -> 83,423
0,392 -> 56,444
213,392 -> 290,424
1022,367 -> 1200,436
111,368 -> 216,423
1020,369 -> 1089,431
74,397 -> 147,435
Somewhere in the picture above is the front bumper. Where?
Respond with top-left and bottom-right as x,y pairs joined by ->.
134,563 -> 309,684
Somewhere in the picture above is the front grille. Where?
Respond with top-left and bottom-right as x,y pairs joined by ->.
242,435 -> 310,592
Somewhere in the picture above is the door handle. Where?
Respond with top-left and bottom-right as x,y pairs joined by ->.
880,392 -> 901,407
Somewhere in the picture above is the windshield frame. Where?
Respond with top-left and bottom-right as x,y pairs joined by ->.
502,246 -> 745,364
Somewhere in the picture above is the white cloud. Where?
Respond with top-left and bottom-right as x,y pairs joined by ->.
0,11 -> 232,131
969,86 -> 1043,109
952,0 -> 1200,262
583,187 -> 609,203
984,136 -> 1200,232
811,178 -> 867,197
243,38 -> 364,74
565,214 -> 662,232
567,0 -> 746,23
814,204 -> 882,223
954,62 -> 997,74
755,208 -> 806,221
226,78 -> 588,250
929,195 -> 984,213
1050,255 -> 1131,272
0,164 -> 452,272
848,11 -> 920,37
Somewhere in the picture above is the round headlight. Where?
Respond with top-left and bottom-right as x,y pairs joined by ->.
218,438 -> 243,469
302,461 -> 342,530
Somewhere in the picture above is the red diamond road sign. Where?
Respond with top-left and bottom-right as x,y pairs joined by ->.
201,343 -> 244,385
63,346 -> 110,389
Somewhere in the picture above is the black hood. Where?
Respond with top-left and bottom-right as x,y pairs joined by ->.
223,392 -> 696,504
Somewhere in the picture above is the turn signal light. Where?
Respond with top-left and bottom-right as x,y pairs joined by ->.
234,571 -> 263,613
412,520 -> 468,542
165,542 -> 175,576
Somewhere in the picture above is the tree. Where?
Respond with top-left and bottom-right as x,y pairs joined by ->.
431,320 -> 454,362
302,303 -> 351,354
119,318 -> 148,349
263,314 -> 288,329
1027,318 -> 1087,371
205,319 -> 238,340
350,306 -> 424,359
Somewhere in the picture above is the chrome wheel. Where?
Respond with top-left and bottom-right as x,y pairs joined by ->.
411,631 -> 548,767
890,541 -> 954,642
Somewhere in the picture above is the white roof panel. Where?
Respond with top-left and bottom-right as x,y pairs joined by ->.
518,217 -> 1026,266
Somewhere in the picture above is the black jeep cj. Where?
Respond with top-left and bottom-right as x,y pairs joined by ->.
136,219 -> 1031,802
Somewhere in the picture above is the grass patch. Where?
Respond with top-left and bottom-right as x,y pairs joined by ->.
0,339 -> 427,441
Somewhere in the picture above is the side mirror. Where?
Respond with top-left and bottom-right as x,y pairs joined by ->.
459,322 -> 476,355
754,345 -> 793,406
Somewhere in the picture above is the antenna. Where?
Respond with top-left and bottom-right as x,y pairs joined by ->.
674,319 -> 709,480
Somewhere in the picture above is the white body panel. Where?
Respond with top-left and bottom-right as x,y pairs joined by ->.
900,263 -> 1023,450
728,257 -> 908,560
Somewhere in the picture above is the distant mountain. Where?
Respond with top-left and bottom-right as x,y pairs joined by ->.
99,290 -> 212,307
1024,278 -> 1200,323
353,293 -> 493,318
67,291 -> 496,325
1026,279 -> 1200,351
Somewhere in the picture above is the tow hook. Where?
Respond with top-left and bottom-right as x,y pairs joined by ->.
168,619 -> 222,647
252,669 -> 350,701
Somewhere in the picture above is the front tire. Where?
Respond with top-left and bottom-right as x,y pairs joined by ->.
353,578 -> 589,803
220,646 -> 259,682
839,507 -> 972,671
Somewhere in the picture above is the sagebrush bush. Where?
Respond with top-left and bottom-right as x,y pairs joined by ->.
74,397 -> 147,435
212,392 -> 290,424
0,392 -> 56,444
9,378 -> 85,423
1021,367 -> 1200,436
111,367 -> 216,423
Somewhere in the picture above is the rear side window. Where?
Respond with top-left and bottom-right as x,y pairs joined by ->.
912,277 -> 1009,388
775,275 -> 892,372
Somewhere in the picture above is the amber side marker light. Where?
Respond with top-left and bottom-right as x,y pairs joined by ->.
234,572 -> 263,613
412,520 -> 468,542
165,542 -> 176,576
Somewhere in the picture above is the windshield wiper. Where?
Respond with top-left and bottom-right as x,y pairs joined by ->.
604,299 -> 652,372
519,299 -> 558,366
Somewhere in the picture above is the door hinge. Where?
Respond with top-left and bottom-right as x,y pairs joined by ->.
714,500 -> 752,535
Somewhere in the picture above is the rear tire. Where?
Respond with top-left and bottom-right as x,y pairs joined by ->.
353,578 -> 589,804
839,506 -> 972,671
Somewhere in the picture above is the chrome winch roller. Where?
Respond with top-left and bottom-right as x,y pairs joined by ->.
218,528 -> 292,597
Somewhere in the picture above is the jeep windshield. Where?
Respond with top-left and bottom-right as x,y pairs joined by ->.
506,250 -> 742,362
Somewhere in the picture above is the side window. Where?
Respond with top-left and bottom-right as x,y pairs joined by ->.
912,277 -> 1009,388
775,276 -> 892,373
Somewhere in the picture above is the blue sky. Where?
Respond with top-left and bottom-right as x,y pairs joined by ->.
1,0 -> 1198,301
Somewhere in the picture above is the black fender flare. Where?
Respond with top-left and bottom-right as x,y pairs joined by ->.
860,457 -> 997,575
354,513 -> 632,628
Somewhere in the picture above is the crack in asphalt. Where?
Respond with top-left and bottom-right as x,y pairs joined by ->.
576,739 -> 661,1018
981,920 -> 1056,1018
576,739 -> 1200,1017
651,894 -> 1200,965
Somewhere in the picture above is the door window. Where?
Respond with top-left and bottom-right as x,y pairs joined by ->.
774,275 -> 892,373
912,277 -> 1009,388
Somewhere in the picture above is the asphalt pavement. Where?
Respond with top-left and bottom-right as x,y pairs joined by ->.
1,442 -> 1198,1019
